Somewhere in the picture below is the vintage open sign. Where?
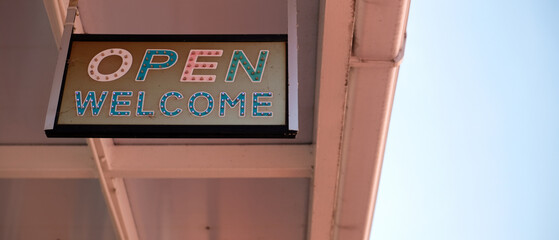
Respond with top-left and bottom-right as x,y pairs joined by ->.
44,34 -> 297,138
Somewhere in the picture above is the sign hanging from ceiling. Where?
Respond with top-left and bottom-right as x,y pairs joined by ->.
44,34 -> 297,138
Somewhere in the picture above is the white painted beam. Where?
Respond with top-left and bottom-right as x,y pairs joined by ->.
108,145 -> 314,178
334,66 -> 400,240
0,146 -> 95,178
0,145 -> 313,179
309,0 -> 355,239
333,0 -> 410,239
88,138 -> 139,240
310,0 -> 410,239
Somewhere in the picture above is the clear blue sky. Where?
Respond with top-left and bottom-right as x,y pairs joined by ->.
371,1 -> 559,239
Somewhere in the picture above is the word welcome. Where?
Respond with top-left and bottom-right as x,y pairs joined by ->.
75,91 -> 273,118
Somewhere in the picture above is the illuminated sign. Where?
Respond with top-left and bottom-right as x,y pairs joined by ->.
45,34 -> 297,138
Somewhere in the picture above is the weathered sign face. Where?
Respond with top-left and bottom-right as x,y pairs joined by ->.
45,35 -> 296,138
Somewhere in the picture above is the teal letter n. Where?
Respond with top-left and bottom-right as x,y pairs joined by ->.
224,50 -> 269,82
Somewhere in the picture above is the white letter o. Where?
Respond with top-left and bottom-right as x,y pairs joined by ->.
88,48 -> 133,82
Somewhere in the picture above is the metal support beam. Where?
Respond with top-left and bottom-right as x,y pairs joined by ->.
43,0 -> 84,49
88,138 -> 139,240
44,0 -> 77,131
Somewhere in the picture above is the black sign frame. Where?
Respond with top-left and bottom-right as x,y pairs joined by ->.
44,34 -> 297,138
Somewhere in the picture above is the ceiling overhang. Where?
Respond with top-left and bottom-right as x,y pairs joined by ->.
0,0 -> 410,239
